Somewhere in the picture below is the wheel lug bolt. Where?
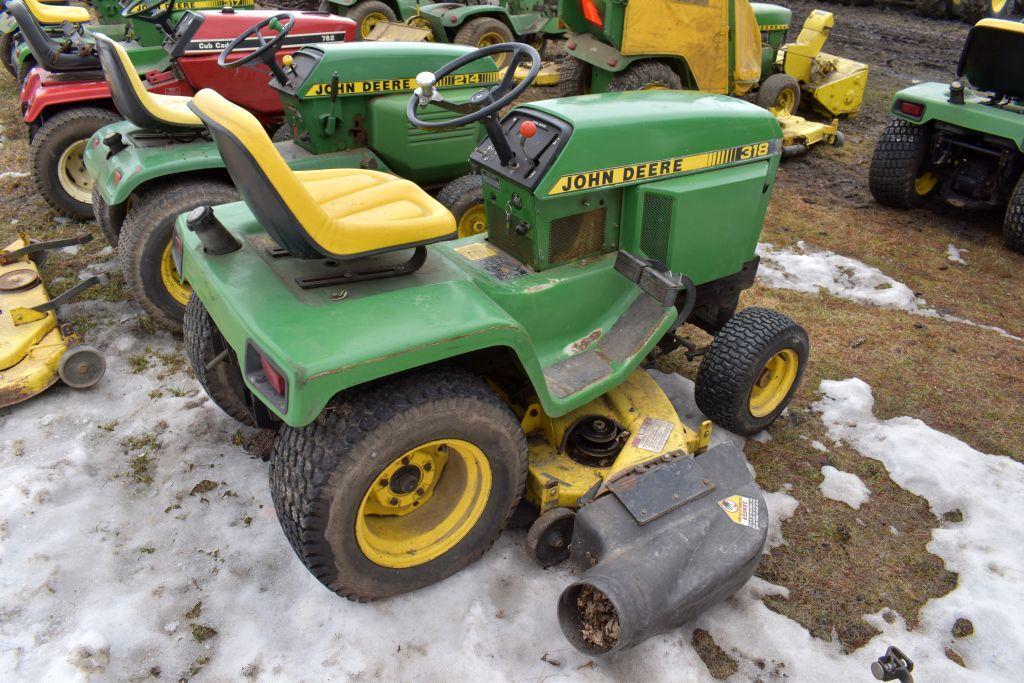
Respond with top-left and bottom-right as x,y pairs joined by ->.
423,463 -> 432,471
416,487 -> 425,496
389,497 -> 399,506
402,457 -> 410,465
379,478 -> 388,487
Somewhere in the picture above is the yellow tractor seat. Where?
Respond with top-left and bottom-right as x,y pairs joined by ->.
188,88 -> 457,260
25,0 -> 91,25
94,33 -> 203,132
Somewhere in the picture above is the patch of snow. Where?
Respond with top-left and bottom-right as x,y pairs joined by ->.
0,171 -> 28,180
819,465 -> 871,509
947,244 -> 968,265
97,246 -> 114,257
751,430 -> 772,443
811,440 -> 828,452
890,525 -> 900,536
59,245 -> 79,256
764,490 -> 799,550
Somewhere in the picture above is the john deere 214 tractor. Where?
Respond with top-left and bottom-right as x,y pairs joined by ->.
558,0 -> 869,154
174,43 -> 809,653
85,25 -> 498,329
869,18 -> 1024,254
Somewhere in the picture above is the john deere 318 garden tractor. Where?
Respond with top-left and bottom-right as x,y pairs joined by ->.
869,18 -> 1024,254
85,21 -> 499,330
558,0 -> 869,154
173,43 -> 810,653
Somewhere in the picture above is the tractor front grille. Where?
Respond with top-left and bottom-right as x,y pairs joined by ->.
640,194 -> 673,263
548,208 -> 606,265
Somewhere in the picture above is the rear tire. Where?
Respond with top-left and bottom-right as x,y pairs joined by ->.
454,18 -> 514,68
117,178 -> 238,331
1004,174 -> 1024,254
955,0 -> 1008,22
92,187 -> 128,247
556,55 -> 591,97
183,295 -> 256,426
0,31 -> 18,77
437,174 -> 486,238
915,0 -> 950,17
31,107 -> 120,219
607,60 -> 682,92
346,0 -> 396,40
270,367 -> 528,601
695,307 -> 809,436
868,118 -> 936,210
756,73 -> 802,115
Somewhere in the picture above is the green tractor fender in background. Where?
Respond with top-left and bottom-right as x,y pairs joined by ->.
564,33 -> 698,92
418,4 -> 517,40
889,82 -> 1024,153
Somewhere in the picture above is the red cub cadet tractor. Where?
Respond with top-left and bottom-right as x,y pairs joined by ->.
21,4 -> 354,218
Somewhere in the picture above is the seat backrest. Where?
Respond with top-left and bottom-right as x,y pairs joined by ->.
24,0 -> 90,25
958,19 -> 1024,101
188,88 -> 327,258
7,0 -> 98,71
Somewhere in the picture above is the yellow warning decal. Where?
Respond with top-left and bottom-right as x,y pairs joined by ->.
718,495 -> 761,529
759,23 -> 790,31
548,140 -> 779,196
304,71 -> 500,98
454,242 -> 499,261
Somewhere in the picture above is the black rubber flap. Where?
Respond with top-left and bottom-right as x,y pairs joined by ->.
608,452 -> 715,525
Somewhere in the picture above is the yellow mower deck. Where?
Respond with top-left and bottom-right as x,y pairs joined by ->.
0,238 -> 67,407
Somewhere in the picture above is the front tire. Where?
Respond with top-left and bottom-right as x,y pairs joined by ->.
868,118 -> 936,210
607,60 -> 682,92
117,178 -> 239,330
695,307 -> 809,436
454,18 -> 514,68
183,295 -> 256,426
1004,174 -> 1024,254
270,367 -> 528,600
556,55 -> 591,97
346,0 -> 396,40
756,73 -> 802,115
30,107 -> 120,219
437,174 -> 486,238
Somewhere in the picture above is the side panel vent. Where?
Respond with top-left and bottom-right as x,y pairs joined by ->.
640,193 -> 673,263
548,208 -> 606,265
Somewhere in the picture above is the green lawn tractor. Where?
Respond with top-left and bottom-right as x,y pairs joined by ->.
869,18 -> 1024,254
557,0 -> 869,154
174,43 -> 809,653
85,26 -> 499,331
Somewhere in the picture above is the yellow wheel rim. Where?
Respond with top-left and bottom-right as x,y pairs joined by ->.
915,171 -> 938,196
355,439 -> 492,569
360,11 -> 389,39
478,31 -> 510,67
456,203 -> 487,238
770,88 -> 796,115
406,15 -> 434,40
992,0 -> 1007,12
748,349 -> 799,418
57,139 -> 92,204
160,240 -> 192,306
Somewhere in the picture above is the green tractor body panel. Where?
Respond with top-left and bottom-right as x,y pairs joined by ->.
751,2 -> 791,77
416,3 -> 558,40
890,81 -> 1024,153
177,90 -> 782,426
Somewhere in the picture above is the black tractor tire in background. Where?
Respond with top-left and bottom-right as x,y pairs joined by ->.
915,0 -> 950,18
556,55 -> 591,97
92,187 -> 128,247
30,107 -> 121,219
454,18 -> 514,68
270,367 -> 528,601
1004,174 -> 1024,254
117,178 -> 239,330
1,31 -> 18,77
183,295 -> 257,426
607,60 -> 683,92
15,55 -> 35,85
437,173 -> 486,238
346,0 -> 396,40
868,118 -> 935,209
955,0 -> 1010,22
756,73 -> 802,115
695,307 -> 809,436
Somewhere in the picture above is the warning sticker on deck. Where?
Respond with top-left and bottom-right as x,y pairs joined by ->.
632,417 -> 674,453
454,243 -> 530,282
454,243 -> 499,261
718,495 -> 761,529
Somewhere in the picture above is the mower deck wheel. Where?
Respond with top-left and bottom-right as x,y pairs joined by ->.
607,60 -> 682,92
59,345 -> 106,389
695,307 -> 808,436
868,118 -> 935,210
437,173 -> 486,238
92,187 -> 128,247
117,178 -> 238,330
270,367 -> 528,600
526,507 -> 575,568
30,107 -> 121,219
1004,174 -> 1024,254
454,18 -> 514,68
183,295 -> 256,426
346,0 -> 397,40
757,73 -> 801,115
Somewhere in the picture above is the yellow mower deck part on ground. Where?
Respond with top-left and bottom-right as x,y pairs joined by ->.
500,61 -> 560,87
775,111 -> 841,149
521,369 -> 712,514
364,21 -> 432,42
780,10 -> 869,118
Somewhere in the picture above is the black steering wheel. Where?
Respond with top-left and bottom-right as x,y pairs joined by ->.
406,43 -> 540,166
122,0 -> 174,33
217,13 -> 295,84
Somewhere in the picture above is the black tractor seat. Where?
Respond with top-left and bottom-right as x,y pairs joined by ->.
958,19 -> 1024,101
7,0 -> 99,72
94,33 -> 203,133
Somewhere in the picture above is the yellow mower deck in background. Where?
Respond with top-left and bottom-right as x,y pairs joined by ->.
0,234 -> 105,408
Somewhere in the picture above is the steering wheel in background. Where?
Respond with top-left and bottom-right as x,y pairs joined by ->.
406,42 -> 541,166
122,0 -> 175,34
217,13 -> 296,85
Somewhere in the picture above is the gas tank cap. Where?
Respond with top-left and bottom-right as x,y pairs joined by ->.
222,7 -> 235,13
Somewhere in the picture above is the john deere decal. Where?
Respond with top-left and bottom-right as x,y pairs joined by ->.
548,140 -> 780,195
304,71 -> 500,98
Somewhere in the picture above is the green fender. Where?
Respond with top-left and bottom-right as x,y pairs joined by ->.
320,0 -> 362,9
418,4 -> 516,37
564,32 -> 696,91
892,82 -> 1024,153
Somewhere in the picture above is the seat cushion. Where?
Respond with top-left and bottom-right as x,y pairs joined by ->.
295,169 -> 456,257
26,0 -> 90,24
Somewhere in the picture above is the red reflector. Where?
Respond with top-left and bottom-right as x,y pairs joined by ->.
580,0 -> 603,26
899,101 -> 924,118
260,355 -> 286,396
519,120 -> 537,138
113,170 -> 122,184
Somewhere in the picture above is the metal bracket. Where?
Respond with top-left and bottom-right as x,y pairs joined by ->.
0,232 -> 94,265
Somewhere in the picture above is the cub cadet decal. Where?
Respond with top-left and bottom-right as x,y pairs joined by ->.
185,32 -> 348,54
304,71 -> 500,98
548,140 -> 779,196
125,0 -> 253,14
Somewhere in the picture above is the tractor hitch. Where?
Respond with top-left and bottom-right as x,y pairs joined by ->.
557,443 -> 767,654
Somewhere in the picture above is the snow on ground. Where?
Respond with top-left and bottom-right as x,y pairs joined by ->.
946,244 -> 968,265
2,304 -> 1021,680
819,465 -> 871,509
756,241 -> 1020,340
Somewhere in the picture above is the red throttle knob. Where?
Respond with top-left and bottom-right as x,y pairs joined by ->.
519,120 -> 537,138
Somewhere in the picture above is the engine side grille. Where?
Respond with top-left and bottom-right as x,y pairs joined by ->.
640,194 -> 673,263
548,208 -> 606,265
